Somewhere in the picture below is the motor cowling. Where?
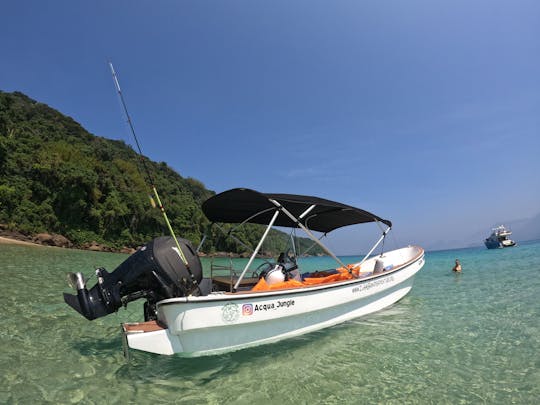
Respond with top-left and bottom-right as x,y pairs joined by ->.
63,236 -> 203,320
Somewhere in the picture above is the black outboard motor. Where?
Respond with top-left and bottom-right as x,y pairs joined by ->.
63,236 -> 203,321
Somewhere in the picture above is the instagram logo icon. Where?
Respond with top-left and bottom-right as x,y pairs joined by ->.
242,304 -> 253,316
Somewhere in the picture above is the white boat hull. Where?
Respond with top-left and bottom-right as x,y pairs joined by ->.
124,246 -> 424,356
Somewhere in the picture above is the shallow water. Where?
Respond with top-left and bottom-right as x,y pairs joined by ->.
1,241 -> 539,404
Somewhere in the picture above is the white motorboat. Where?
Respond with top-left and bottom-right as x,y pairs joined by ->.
484,225 -> 516,249
64,188 -> 425,357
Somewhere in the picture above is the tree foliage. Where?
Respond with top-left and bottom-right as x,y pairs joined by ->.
0,91 -> 324,255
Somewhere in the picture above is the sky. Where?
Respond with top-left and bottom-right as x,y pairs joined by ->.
2,1 -> 539,254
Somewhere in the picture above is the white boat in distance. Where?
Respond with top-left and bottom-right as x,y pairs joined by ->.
484,225 -> 516,249
64,188 -> 425,356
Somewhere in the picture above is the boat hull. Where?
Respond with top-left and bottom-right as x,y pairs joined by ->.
484,239 -> 517,249
485,239 -> 502,249
124,246 -> 424,356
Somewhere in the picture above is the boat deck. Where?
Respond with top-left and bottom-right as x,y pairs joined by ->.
212,276 -> 259,291
122,320 -> 166,333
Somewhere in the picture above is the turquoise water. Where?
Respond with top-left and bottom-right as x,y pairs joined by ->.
1,241 -> 539,404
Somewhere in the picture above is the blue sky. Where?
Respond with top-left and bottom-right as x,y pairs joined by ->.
2,1 -> 539,253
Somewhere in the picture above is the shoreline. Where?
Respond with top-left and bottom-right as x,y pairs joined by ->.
0,229 -> 136,253
0,234 -> 324,258
0,236 -> 44,247
0,235 -> 272,258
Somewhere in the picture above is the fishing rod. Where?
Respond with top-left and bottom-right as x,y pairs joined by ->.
108,62 -> 194,276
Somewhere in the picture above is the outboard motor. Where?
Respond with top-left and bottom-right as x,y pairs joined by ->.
63,236 -> 202,321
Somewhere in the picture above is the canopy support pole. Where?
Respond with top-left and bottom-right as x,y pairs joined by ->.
268,199 -> 348,270
359,226 -> 392,265
233,209 -> 280,291
300,233 -> 327,257
214,223 -> 254,252
196,223 -> 213,253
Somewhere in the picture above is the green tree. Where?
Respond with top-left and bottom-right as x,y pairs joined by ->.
0,90 -> 325,255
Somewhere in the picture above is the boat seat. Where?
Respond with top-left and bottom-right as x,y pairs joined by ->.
281,261 -> 298,273
278,251 -> 298,273
212,276 -> 259,292
301,269 -> 338,280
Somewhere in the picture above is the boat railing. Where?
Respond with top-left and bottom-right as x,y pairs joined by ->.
210,257 -> 235,277
210,257 -> 260,292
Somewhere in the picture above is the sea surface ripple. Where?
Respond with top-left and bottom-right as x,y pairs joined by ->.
1,241 -> 539,404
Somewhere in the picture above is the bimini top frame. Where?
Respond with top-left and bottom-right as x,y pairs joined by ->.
201,188 -> 392,290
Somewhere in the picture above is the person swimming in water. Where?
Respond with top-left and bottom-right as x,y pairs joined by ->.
452,259 -> 462,273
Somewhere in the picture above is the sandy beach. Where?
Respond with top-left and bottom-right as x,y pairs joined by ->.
0,236 -> 43,247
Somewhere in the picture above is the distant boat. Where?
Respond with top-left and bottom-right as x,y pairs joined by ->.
484,225 -> 516,249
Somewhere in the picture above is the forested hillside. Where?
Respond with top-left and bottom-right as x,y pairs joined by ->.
0,91 -> 322,255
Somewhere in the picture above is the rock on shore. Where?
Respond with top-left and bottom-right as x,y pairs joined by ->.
34,233 -> 73,248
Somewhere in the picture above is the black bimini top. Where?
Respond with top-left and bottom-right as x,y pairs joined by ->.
202,188 -> 391,233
